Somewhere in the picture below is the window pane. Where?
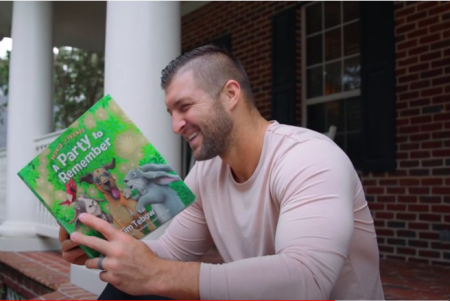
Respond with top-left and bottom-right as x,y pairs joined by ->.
344,1 -> 360,23
325,28 -> 341,61
325,61 -> 341,95
307,35 -> 323,66
325,1 -> 341,29
343,56 -> 361,91
306,3 -> 322,35
307,66 -> 323,98
344,21 -> 360,56
307,103 -> 327,133
306,100 -> 344,134
345,97 -> 361,132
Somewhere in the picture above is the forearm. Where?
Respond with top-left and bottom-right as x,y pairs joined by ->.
154,259 -> 201,300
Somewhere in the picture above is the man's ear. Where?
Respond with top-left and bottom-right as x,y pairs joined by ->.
223,80 -> 241,111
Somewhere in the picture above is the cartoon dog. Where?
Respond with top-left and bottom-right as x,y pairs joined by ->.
68,194 -> 114,231
124,163 -> 185,224
79,157 -> 157,239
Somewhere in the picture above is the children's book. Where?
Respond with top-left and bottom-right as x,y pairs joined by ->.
17,94 -> 196,258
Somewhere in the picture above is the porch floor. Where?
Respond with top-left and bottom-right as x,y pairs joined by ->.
1,250 -> 449,300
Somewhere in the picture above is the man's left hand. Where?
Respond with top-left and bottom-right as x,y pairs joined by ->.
70,213 -> 165,296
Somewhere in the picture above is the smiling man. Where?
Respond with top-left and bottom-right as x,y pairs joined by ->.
59,45 -> 385,300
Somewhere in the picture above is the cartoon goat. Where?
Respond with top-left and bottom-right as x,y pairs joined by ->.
79,157 -> 157,239
124,163 -> 185,224
68,194 -> 113,231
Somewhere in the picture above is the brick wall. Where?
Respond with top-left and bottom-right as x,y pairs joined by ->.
182,1 -> 450,264
182,1 -> 302,121
363,1 -> 450,265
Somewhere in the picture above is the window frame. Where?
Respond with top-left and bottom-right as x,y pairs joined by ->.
300,1 -> 361,128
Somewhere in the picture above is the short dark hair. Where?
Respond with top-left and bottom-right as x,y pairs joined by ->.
160,44 -> 255,106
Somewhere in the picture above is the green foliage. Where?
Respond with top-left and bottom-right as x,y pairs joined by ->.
0,50 -> 9,124
54,47 -> 105,130
0,46 -> 105,129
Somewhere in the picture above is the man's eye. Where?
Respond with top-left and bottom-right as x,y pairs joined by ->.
180,104 -> 191,112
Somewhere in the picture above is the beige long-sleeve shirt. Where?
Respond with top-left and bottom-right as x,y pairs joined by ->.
145,121 -> 385,300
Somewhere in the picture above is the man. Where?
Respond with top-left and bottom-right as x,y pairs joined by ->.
59,45 -> 385,300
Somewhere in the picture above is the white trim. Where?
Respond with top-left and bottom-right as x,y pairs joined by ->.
305,89 -> 360,106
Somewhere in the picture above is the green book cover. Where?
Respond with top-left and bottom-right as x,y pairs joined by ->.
17,94 -> 196,258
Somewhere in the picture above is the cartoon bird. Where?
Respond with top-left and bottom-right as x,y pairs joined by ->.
59,178 -> 77,206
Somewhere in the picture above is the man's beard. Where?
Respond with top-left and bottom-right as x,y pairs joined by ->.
194,101 -> 234,161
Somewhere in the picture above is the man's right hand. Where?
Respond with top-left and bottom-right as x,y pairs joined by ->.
59,226 -> 89,265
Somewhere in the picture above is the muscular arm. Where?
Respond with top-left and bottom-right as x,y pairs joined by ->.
144,164 -> 214,262
197,141 -> 357,299
153,140 -> 357,299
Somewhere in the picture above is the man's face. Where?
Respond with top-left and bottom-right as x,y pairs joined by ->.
165,71 -> 233,161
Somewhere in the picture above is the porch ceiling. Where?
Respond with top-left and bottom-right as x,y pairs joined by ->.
0,1 -> 209,52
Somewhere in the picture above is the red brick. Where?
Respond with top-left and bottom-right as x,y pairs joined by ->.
409,45 -> 429,56
409,205 -> 429,212
387,187 -> 406,194
420,33 -> 441,45
432,187 -> 450,194
378,196 -> 396,203
410,98 -> 430,107
398,247 -> 417,255
387,204 -> 407,211
432,205 -> 450,213
410,222 -> 429,230
418,15 -> 440,27
417,1 -> 439,11
398,196 -> 418,203
398,39 -> 417,51
368,203 -> 384,211
419,250 -> 440,258
399,91 -> 420,101
398,23 -> 416,35
406,11 -> 427,23
419,214 -> 442,222
421,123 -> 443,132
421,87 -> 443,97
434,112 -> 450,122
366,187 -> 384,194
420,50 -> 442,62
422,140 -> 442,149
377,212 -> 395,219
410,79 -> 431,90
377,229 -> 394,236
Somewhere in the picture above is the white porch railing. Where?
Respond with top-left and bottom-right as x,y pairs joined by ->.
34,129 -> 65,238
0,147 -> 7,224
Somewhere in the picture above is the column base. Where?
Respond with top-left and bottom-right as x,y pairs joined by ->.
0,220 -> 38,237
70,264 -> 106,296
0,236 -> 61,252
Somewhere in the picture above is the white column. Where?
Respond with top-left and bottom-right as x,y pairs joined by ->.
0,1 -> 59,251
72,2 -> 181,291
104,1 -> 181,175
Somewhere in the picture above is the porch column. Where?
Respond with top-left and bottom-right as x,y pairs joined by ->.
104,0 -> 181,240
104,1 -> 181,181
0,1 -> 59,251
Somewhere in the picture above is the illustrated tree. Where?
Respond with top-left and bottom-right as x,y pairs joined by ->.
0,46 -> 105,128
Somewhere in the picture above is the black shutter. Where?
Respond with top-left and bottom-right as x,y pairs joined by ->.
272,7 -> 297,125
360,1 -> 396,173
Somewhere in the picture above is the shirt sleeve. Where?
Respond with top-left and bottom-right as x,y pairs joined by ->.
199,140 -> 356,300
144,163 -> 215,262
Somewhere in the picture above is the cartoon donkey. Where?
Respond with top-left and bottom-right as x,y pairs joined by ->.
79,157 -> 157,239
124,163 -> 186,224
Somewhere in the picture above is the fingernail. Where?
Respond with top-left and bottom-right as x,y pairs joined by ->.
79,213 -> 86,221
71,232 -> 78,240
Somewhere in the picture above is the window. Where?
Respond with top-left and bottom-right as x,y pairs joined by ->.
302,1 -> 362,169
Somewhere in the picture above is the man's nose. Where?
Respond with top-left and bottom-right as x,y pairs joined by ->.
172,113 -> 186,135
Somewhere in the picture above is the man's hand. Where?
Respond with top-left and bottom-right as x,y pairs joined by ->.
70,213 -> 201,299
59,226 -> 89,265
